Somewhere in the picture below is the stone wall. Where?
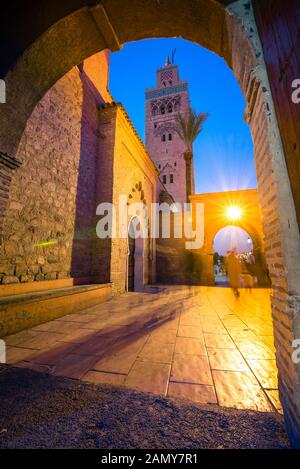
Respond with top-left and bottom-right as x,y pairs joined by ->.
0,51 -> 159,294
156,213 -> 201,286
0,152 -> 21,244
0,51 -> 111,285
250,83 -> 300,447
253,0 -> 300,234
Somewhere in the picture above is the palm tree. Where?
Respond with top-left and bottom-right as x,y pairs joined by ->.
175,108 -> 208,202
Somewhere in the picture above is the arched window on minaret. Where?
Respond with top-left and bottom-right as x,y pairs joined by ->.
161,105 -> 165,114
167,103 -> 173,113
151,102 -> 158,116
174,96 -> 181,111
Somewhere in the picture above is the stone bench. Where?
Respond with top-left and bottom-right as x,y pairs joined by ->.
0,280 -> 112,337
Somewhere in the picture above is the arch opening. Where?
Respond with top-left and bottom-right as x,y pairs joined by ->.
0,0 -> 300,447
213,225 -> 270,287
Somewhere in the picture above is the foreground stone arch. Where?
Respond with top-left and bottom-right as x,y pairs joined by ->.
0,0 -> 300,446
0,0 -> 233,157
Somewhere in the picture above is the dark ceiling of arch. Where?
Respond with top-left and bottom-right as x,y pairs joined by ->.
0,0 -> 235,78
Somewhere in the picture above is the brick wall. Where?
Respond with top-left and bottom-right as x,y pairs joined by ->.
249,82 -> 300,446
227,1 -> 300,447
97,103 -> 159,294
0,152 -> 21,245
253,0 -> 300,233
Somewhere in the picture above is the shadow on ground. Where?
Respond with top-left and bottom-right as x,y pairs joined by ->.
0,366 -> 289,449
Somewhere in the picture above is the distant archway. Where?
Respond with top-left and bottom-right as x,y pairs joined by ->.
213,225 -> 270,287
190,189 -> 266,286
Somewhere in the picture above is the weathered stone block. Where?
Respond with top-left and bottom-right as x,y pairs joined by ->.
20,275 -> 34,283
57,271 -> 70,279
35,273 -> 45,281
29,265 -> 39,275
37,256 -> 45,265
45,272 -> 57,280
9,201 -> 24,211
11,256 -> 24,265
15,265 -> 29,277
0,263 -> 14,275
2,275 -> 19,285
42,264 -> 58,274
47,255 -> 58,264
4,242 -> 23,258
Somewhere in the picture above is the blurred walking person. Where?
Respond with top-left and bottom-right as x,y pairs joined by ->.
241,257 -> 254,292
226,250 -> 241,297
243,272 -> 254,291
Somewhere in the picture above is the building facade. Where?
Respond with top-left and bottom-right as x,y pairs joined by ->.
145,58 -> 194,206
0,51 -> 160,297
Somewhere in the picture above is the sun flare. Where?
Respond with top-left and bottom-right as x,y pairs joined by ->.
226,205 -> 242,221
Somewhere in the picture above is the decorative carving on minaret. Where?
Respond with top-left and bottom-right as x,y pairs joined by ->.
150,95 -> 181,116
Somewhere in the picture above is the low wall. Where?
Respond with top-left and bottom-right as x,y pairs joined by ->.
0,281 -> 112,337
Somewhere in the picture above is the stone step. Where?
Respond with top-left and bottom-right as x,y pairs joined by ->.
0,278 -> 84,298
0,283 -> 112,338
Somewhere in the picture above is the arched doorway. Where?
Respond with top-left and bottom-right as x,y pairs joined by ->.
127,217 -> 145,292
127,233 -> 135,292
213,225 -> 270,287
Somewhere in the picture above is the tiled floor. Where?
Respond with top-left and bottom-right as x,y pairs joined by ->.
4,286 -> 281,413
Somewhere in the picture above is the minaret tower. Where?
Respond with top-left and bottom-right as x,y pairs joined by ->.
145,56 -> 194,205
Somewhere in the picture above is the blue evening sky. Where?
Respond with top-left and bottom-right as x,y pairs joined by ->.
109,38 -> 257,194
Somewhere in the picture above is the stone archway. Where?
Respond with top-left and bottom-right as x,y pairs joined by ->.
213,225 -> 269,287
1,0 -> 300,446
127,232 -> 135,292
190,189 -> 267,286
0,0 -> 234,158
127,217 -> 145,292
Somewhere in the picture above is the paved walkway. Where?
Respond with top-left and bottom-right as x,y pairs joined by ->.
4,286 -> 280,413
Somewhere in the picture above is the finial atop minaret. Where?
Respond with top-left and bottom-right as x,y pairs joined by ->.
165,55 -> 171,66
